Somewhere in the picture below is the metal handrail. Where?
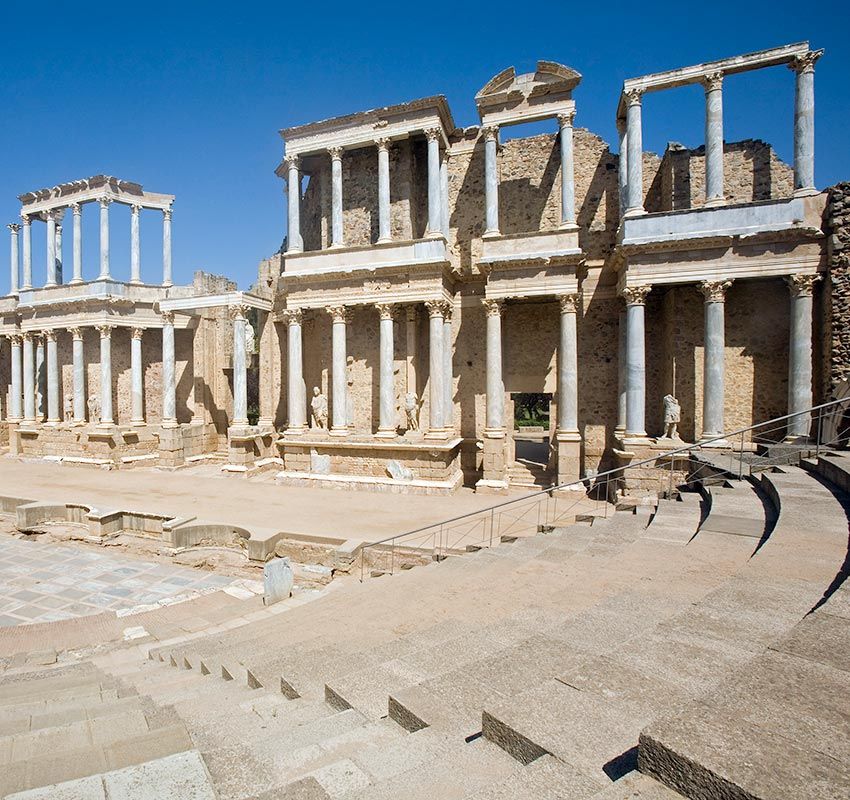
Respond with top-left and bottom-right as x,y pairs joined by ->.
358,397 -> 850,579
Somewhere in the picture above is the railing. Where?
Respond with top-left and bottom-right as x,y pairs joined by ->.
358,398 -> 850,580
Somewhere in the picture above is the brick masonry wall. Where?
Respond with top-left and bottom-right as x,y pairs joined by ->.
826,183 -> 850,396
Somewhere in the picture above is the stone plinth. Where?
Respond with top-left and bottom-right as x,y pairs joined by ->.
613,439 -> 693,499
16,423 -> 159,467
477,434 -> 508,493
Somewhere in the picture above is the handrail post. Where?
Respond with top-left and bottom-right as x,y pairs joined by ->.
391,540 -> 395,576
489,509 -> 494,547
816,407 -> 823,458
668,454 -> 674,499
738,431 -> 744,480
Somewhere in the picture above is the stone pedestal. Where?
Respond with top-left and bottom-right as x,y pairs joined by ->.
158,425 -> 185,468
555,433 -> 581,488
477,433 -> 508,493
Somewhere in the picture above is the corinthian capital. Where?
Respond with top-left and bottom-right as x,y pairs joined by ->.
423,127 -> 441,143
95,324 -> 114,338
623,87 -> 644,107
482,298 -> 504,317
282,308 -> 302,326
698,279 -> 732,303
480,125 -> 499,143
327,305 -> 349,323
375,137 -> 391,153
284,153 -> 301,171
7,223 -> 20,234
328,146 -> 343,161
99,197 -> 113,209
787,272 -> 821,297
790,50 -> 823,75
228,303 -> 249,321
375,303 -> 395,321
621,285 -> 651,306
557,110 -> 576,128
702,71 -> 724,92
161,310 -> 175,325
559,293 -> 579,314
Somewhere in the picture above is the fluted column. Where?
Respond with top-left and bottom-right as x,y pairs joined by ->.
54,210 -> 64,284
616,308 -> 627,435
617,120 -> 628,219
131,328 -> 145,425
21,216 -> 32,290
162,207 -> 173,287
35,335 -> 45,420
440,152 -> 450,236
284,309 -> 306,433
376,138 -> 392,244
98,198 -> 111,279
328,306 -> 349,435
699,280 -> 732,442
558,111 -> 576,227
791,50 -> 821,195
557,294 -> 579,435
22,333 -> 35,424
230,305 -> 249,426
375,304 -> 396,437
71,203 -> 83,284
97,325 -> 114,425
161,312 -> 177,428
70,328 -> 85,424
46,211 -> 57,287
624,88 -> 645,216
786,273 -> 820,440
130,205 -> 142,284
482,125 -> 500,237
329,147 -> 344,248
623,285 -> 650,439
425,128 -> 442,237
425,300 -> 446,436
703,72 -> 725,206
8,223 -> 20,296
9,334 -> 22,421
442,304 -> 453,430
285,155 -> 303,253
45,331 -> 59,424
483,299 -> 504,434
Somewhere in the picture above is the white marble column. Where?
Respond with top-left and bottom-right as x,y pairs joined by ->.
425,300 -> 446,436
285,155 -> 303,254
375,304 -> 396,437
71,204 -> 83,284
425,128 -> 442,237
616,308 -> 627,435
791,51 -> 821,195
45,330 -> 59,424
786,273 -> 820,439
46,212 -> 57,287
617,120 -> 629,219
162,208 -> 173,287
624,88 -> 645,216
130,328 -> 145,425
284,309 -> 306,433
22,332 -> 35,423
442,304 -> 453,430
230,305 -> 249,426
35,335 -> 45,420
54,210 -> 64,284
161,312 -> 177,427
623,285 -> 650,439
70,328 -> 85,424
329,147 -> 344,248
8,223 -> 20,296
483,299 -> 505,433
21,216 -> 32,290
97,325 -> 114,425
703,72 -> 725,206
9,334 -> 22,421
328,306 -> 349,435
699,280 -> 732,442
376,138 -> 392,244
557,294 -> 579,435
483,126 -> 500,237
558,111 -> 576,227
99,198 -> 111,280
130,205 -> 142,284
440,153 -> 450,236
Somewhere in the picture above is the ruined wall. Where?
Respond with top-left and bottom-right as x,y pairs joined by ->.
825,183 -> 850,396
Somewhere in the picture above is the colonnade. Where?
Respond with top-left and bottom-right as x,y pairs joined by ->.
7,201 -> 173,295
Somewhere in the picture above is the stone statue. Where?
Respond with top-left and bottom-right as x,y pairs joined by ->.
404,392 -> 420,432
63,396 -> 73,423
310,386 -> 328,430
244,319 -> 255,355
662,394 -> 681,440
87,394 -> 100,423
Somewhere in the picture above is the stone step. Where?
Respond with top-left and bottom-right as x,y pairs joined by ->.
590,770 -> 686,799
697,481 -> 775,540
806,452 -> 850,494
642,492 -> 703,544
0,686 -> 127,724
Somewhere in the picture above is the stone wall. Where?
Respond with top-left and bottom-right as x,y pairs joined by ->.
825,183 -> 850,396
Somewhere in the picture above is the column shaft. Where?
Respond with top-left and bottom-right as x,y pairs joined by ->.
72,205 -> 83,283
787,274 -> 818,439
330,308 -> 348,433
625,90 -> 644,214
46,214 -> 57,286
131,329 -> 144,424
616,308 -> 627,433
377,140 -> 391,243
46,333 -> 59,424
285,311 -> 306,431
8,224 -> 19,296
442,309 -> 453,429
376,305 -> 395,436
330,149 -> 344,247
131,206 -> 141,283
55,213 -> 63,284
624,287 -> 649,437
559,112 -> 576,226
558,296 -> 579,433
700,281 -> 730,440
704,73 -> 725,205
484,300 -> 504,432
21,219 -> 32,290
71,330 -> 85,423
425,129 -> 442,236
99,199 -> 111,279
162,314 -> 177,427
792,52 -> 820,194
426,302 -> 445,433
10,336 -> 22,421
162,209 -> 173,286
99,328 -> 113,425
440,154 -> 449,236
231,308 -> 248,426
617,122 -> 628,218
22,335 -> 35,423
483,127 -> 500,236
35,337 -> 45,420
286,157 -> 303,253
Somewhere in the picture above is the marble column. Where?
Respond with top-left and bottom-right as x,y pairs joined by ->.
623,285 -> 650,439
616,308 -> 627,435
285,155 -> 303,253
230,305 -> 249,426
483,299 -> 504,433
483,126 -> 500,237
786,273 -> 820,439
70,328 -> 85,424
376,138 -> 391,244
130,205 -> 142,284
71,204 -> 83,284
425,128 -> 442,237
284,309 -> 306,433
54,210 -> 64,284
22,333 -> 35,423
35,335 -> 45,420
617,120 -> 629,219
329,147 -> 344,248
557,294 -> 579,435
97,325 -> 114,425
130,328 -> 145,425
624,88 -> 645,216
375,304 -> 396,437
442,304 -> 453,430
45,330 -> 59,424
425,300 -> 446,436
161,312 -> 177,428
8,223 -> 20,296
21,216 -> 32,290
257,313 -> 277,428
46,212 -> 57,287
699,280 -> 732,442
791,51 -> 821,195
328,306 -> 349,435
440,153 -> 450,236
99,198 -> 111,280
558,111 -> 576,227
9,334 -> 22,421
162,208 -> 173,287
703,72 -> 725,206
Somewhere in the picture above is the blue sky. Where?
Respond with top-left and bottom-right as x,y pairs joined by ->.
0,1 -> 847,291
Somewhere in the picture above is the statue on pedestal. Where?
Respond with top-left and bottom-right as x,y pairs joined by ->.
310,387 -> 328,430
63,396 -> 73,423
662,394 -> 681,440
87,394 -> 100,424
404,392 -> 421,432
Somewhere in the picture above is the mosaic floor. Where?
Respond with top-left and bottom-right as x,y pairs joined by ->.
0,536 -> 238,626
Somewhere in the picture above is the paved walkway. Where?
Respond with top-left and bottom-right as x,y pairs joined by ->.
0,458 -> 547,544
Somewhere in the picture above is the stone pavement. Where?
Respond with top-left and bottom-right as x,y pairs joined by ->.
0,535 -> 238,627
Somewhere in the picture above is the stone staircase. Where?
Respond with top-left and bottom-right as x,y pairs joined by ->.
507,461 -> 552,489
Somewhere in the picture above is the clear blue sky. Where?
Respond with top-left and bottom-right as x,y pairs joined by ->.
0,1 -> 847,291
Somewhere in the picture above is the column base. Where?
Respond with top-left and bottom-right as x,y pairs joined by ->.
376,236 -> 392,245
161,281 -> 173,288
329,427 -> 350,437
483,427 -> 507,439
623,206 -> 646,218
161,419 -> 179,430
703,197 -> 726,208
558,221 -> 578,232
257,417 -> 274,428
284,425 -> 308,436
69,278 -> 84,286
699,436 -> 731,449
425,428 -> 449,440
96,420 -> 115,429
129,278 -> 143,286
232,418 -> 250,428
45,419 -> 60,427
97,274 -> 112,281
620,433 -> 651,447
783,434 -> 812,445
44,281 -> 57,288
130,418 -> 146,427
793,186 -> 819,198
482,229 -> 501,239
374,428 -> 397,439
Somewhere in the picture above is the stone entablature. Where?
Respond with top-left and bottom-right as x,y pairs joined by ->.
19,175 -> 174,214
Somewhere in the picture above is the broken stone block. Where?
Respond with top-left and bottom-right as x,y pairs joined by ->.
263,557 -> 294,605
386,459 -> 414,481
